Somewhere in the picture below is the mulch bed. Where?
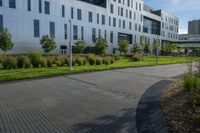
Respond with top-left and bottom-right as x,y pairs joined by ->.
161,82 -> 200,133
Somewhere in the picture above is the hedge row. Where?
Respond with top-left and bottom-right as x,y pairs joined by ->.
0,53 -> 120,69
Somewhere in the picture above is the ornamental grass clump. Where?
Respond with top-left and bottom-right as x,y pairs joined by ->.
29,52 -> 41,68
3,56 -> 17,69
96,57 -> 103,65
17,56 -> 31,68
88,55 -> 96,65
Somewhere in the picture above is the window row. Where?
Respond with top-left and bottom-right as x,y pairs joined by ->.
112,0 -> 142,11
0,0 -> 50,14
33,19 -> 115,43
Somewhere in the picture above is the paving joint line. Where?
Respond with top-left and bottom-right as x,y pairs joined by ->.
64,76 -> 98,87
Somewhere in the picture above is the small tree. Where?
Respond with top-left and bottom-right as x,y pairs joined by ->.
40,35 -> 57,53
0,29 -> 13,58
144,44 -> 150,55
74,40 -> 86,54
171,43 -> 177,53
94,38 -> 108,55
184,47 -> 188,55
132,43 -> 142,54
152,40 -> 160,56
118,39 -> 129,54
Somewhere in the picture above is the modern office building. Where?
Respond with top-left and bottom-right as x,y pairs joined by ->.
0,0 -> 179,54
188,19 -> 200,35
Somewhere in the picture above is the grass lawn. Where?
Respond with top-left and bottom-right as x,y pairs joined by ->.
0,56 -> 194,82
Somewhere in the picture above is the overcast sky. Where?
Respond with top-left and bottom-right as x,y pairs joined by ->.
144,0 -> 200,34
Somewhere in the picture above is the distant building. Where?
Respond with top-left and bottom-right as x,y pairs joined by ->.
188,19 -> 200,35
177,19 -> 200,48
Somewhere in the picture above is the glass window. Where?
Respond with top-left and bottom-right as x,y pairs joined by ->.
127,0 -> 130,7
9,0 -> 16,8
113,18 -> 116,27
0,0 -> 2,6
71,7 -> 74,19
77,9 -> 82,20
92,28 -> 96,42
110,31 -> 113,43
119,19 -> 121,28
104,30 -> 107,40
98,29 -> 101,38
64,24 -> 67,40
28,0 -> 31,11
129,11 -> 132,19
39,0 -> 42,13
110,4 -> 114,13
136,2 -> 138,10
89,12 -> 93,22
121,8 -> 123,16
81,26 -> 84,40
50,22 -> 55,38
34,20 -> 40,37
45,1 -> 50,14
123,20 -> 125,29
73,25 -> 78,40
129,22 -> 132,30
0,15 -> 3,31
109,17 -> 111,26
97,14 -> 99,24
62,5 -> 65,17
102,15 -> 105,25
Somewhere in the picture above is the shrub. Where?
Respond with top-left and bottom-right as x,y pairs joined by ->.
66,57 -> 76,66
29,52 -> 41,68
46,57 -> 53,67
88,55 -> 96,65
55,56 -> 66,66
103,57 -> 112,65
17,56 -> 31,68
111,58 -> 115,64
96,57 -> 103,65
111,54 -> 120,61
55,60 -> 62,67
76,57 -> 83,66
40,57 -> 47,67
3,56 -> 17,69
24,58 -> 31,68
192,114 -> 200,126
82,57 -> 87,65
0,56 -> 3,63
184,75 -> 198,91
131,54 -> 142,62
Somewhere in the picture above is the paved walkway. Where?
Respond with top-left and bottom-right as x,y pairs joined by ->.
0,64 -> 187,133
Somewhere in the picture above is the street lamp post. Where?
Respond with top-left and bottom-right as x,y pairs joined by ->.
69,20 -> 73,72
156,36 -> 161,64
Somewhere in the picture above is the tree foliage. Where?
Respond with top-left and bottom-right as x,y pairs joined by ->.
161,42 -> 177,55
94,38 -> 108,55
132,43 -> 142,54
0,29 -> 13,58
118,39 -> 129,54
144,44 -> 150,54
40,35 -> 57,53
74,40 -> 86,54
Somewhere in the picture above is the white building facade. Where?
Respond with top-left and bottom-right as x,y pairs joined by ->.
0,0 -> 179,54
